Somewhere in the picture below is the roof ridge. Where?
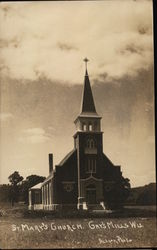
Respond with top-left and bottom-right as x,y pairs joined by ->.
58,148 -> 76,166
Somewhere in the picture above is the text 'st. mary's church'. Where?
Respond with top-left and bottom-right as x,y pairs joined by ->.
29,59 -> 129,211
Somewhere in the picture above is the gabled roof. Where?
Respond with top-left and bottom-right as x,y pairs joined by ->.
103,153 -> 114,166
41,171 -> 54,186
103,153 -> 121,169
58,149 -> 76,166
80,69 -> 97,115
29,182 -> 42,189
41,149 -> 77,186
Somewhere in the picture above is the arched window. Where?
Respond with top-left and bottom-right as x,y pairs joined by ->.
86,138 -> 96,148
89,124 -> 92,131
85,157 -> 96,173
90,139 -> 94,148
87,140 -> 90,148
82,123 -> 87,131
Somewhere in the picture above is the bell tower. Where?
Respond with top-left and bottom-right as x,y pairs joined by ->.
74,59 -> 104,209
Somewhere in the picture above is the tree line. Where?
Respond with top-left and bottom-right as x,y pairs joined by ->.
0,171 -> 46,206
0,171 -> 155,207
125,183 -> 156,206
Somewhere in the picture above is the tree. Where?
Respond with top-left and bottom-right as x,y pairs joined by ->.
8,171 -> 23,186
25,175 -> 46,188
0,184 -> 11,202
8,171 -> 23,206
20,175 -> 46,204
105,177 -> 131,210
136,184 -> 156,205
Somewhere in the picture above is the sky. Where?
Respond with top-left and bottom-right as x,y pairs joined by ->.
0,0 -> 155,187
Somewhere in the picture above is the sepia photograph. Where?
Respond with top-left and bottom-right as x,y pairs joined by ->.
0,0 -> 156,249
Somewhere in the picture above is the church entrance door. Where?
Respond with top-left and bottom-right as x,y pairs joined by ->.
86,184 -> 96,204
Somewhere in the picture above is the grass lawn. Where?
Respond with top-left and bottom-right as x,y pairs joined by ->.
0,203 -> 157,249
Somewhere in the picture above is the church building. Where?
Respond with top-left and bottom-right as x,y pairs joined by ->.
29,59 -> 129,211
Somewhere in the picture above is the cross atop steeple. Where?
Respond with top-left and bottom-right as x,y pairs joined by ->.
83,57 -> 89,72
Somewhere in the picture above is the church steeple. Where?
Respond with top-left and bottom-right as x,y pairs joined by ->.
80,67 -> 97,114
80,58 -> 97,115
74,59 -> 101,133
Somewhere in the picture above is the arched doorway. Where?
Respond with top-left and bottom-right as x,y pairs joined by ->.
86,184 -> 96,204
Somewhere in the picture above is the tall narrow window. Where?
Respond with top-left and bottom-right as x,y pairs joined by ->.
90,139 -> 94,148
85,157 -> 97,173
89,124 -> 92,131
93,158 -> 96,172
83,123 -> 87,131
86,138 -> 96,148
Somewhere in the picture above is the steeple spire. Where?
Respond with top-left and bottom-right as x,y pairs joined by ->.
74,59 -> 101,133
80,58 -> 97,114
84,57 -> 89,73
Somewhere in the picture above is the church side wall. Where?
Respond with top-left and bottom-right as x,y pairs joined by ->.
55,151 -> 78,207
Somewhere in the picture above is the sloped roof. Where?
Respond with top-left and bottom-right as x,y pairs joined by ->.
41,171 -> 54,186
103,153 -> 114,166
103,153 -> 121,169
80,70 -> 97,115
41,149 -> 76,186
58,149 -> 76,166
30,182 -> 42,189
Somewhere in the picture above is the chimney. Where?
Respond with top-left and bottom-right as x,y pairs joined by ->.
49,153 -> 53,173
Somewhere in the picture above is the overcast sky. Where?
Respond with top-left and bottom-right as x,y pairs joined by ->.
0,0 -> 155,187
